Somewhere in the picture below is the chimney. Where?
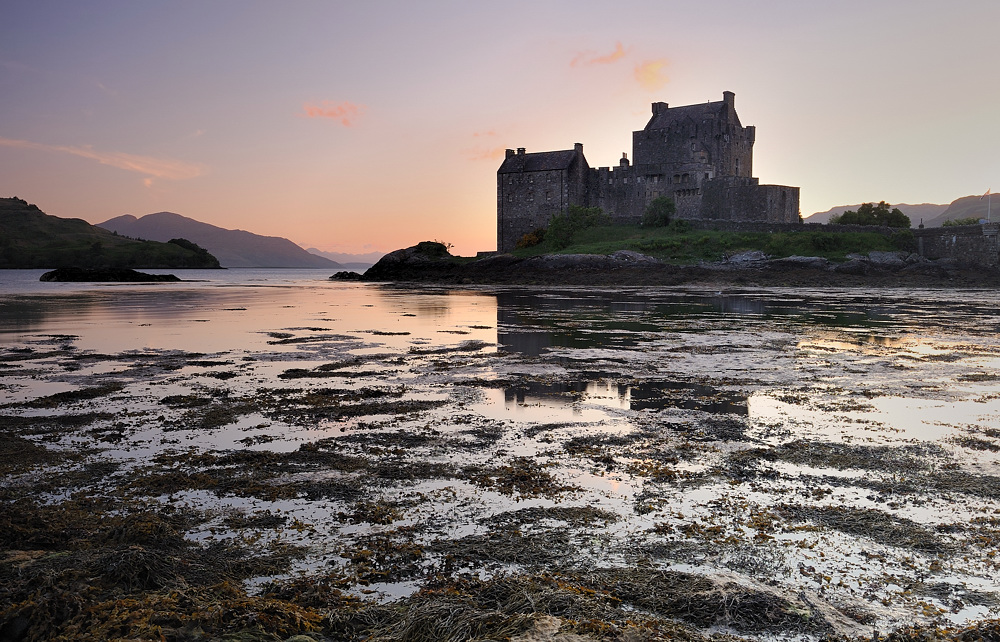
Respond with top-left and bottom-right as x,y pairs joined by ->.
723,91 -> 735,106
505,148 -> 515,159
574,142 -> 583,154
652,101 -> 668,115
517,147 -> 526,155
620,152 -> 630,168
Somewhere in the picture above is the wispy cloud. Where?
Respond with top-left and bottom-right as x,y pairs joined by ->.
572,42 -> 627,67
301,101 -> 366,126
635,59 -> 669,90
467,146 -> 508,161
0,137 -> 207,186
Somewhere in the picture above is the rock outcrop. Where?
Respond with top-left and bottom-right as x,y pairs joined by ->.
40,267 -> 181,282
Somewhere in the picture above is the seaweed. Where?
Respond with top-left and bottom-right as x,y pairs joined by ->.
778,504 -> 949,554
465,457 -> 577,500
19,383 -> 125,409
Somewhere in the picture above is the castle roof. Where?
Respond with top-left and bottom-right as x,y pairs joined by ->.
498,149 -> 578,174
644,95 -> 741,131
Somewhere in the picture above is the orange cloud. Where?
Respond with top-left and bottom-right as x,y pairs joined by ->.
301,101 -> 365,126
635,59 -> 669,90
572,42 -> 627,67
0,136 -> 206,185
467,146 -> 508,161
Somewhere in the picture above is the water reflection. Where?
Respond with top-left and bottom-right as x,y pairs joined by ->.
495,288 -> 1000,357
501,379 -> 746,415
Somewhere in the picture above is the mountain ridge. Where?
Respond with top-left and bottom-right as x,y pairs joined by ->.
0,197 -> 220,269
98,212 -> 342,268
305,248 -> 383,269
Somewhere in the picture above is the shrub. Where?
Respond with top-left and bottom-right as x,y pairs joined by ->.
547,206 -> 610,250
515,228 -> 546,249
942,217 -> 980,227
891,229 -> 916,252
642,197 -> 676,227
414,241 -> 451,258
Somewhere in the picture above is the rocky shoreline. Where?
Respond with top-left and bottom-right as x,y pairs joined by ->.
347,243 -> 1000,288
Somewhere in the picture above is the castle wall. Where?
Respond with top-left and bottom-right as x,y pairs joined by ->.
590,166 -> 657,224
497,168 -> 568,252
698,178 -> 798,223
914,224 -> 1000,266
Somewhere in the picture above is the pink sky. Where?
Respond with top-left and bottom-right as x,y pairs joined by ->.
2,1 -> 999,256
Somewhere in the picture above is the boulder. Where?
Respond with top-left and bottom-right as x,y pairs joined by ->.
726,250 -> 768,265
767,256 -> 830,270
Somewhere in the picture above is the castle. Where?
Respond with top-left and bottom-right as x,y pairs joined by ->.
497,91 -> 800,252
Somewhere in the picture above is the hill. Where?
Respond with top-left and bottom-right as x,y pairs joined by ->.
0,197 -> 220,269
924,194 -> 1000,227
98,212 -> 342,268
805,203 -> 947,226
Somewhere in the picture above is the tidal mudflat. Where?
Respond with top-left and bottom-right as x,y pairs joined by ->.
2,268 -> 1000,641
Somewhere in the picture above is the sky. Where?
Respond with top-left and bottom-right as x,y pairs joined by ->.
2,1 -> 999,256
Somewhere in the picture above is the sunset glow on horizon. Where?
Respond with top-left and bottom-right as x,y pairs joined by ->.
2,1 -> 999,256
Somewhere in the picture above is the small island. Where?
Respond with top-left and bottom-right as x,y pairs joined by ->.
39,267 -> 182,282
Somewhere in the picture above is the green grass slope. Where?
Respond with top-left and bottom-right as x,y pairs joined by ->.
0,198 -> 220,269
511,222 -> 915,264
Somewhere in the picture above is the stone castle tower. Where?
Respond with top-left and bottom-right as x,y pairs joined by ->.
497,92 -> 799,252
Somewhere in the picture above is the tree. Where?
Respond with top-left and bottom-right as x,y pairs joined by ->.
642,196 -> 676,227
546,205 -> 610,249
829,202 -> 910,228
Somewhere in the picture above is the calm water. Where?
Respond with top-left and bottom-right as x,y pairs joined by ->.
3,268 -> 1000,634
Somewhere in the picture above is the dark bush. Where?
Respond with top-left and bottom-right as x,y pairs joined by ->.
642,196 -> 676,227
547,206 -> 610,250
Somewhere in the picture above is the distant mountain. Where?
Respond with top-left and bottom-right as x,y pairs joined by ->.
0,197 -> 220,269
98,212 -> 342,268
805,203 -> 947,226
306,248 -> 384,269
924,195 -> 1000,227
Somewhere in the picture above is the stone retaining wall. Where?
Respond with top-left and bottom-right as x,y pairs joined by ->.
913,224 -> 1000,267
